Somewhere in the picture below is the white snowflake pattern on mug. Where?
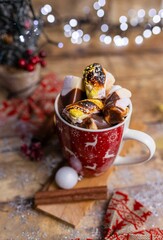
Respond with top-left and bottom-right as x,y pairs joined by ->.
108,130 -> 119,143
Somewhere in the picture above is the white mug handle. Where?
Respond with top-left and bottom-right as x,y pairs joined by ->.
113,129 -> 156,165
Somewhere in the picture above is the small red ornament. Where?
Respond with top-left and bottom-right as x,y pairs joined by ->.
39,50 -> 46,58
26,49 -> 33,56
40,59 -> 46,67
26,63 -> 35,72
18,58 -> 26,68
30,56 -> 40,65
35,56 -> 40,63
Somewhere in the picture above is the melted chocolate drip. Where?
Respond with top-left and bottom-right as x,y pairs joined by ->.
91,113 -> 110,129
79,113 -> 110,129
60,88 -> 86,108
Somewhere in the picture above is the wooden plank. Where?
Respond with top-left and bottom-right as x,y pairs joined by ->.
36,167 -> 114,227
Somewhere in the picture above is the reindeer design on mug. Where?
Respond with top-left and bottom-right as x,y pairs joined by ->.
84,135 -> 98,149
103,149 -> 115,160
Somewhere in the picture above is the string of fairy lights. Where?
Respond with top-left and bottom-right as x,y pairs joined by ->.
40,0 -> 163,48
0,0 -> 163,70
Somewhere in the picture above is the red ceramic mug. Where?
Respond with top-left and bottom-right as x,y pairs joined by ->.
54,94 -> 156,177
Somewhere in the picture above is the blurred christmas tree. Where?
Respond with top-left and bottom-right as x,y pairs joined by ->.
0,0 -> 46,72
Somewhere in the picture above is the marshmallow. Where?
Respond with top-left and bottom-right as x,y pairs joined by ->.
60,75 -> 85,107
103,87 -> 131,125
109,85 -> 122,95
115,88 -> 132,99
103,106 -> 129,125
62,99 -> 104,124
83,63 -> 106,99
115,98 -> 131,109
103,68 -> 115,96
60,63 -> 132,129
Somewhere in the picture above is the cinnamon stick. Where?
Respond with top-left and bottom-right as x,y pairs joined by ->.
35,186 -> 107,205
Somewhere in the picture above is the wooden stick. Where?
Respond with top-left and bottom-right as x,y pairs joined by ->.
35,186 -> 107,205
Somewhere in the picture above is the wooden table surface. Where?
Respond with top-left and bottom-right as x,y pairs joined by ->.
0,26 -> 163,239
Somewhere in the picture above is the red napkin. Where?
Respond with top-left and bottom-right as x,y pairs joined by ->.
103,191 -> 163,239
72,191 -> 163,240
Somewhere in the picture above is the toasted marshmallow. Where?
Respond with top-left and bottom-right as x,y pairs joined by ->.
62,99 -> 104,124
83,63 -> 106,99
